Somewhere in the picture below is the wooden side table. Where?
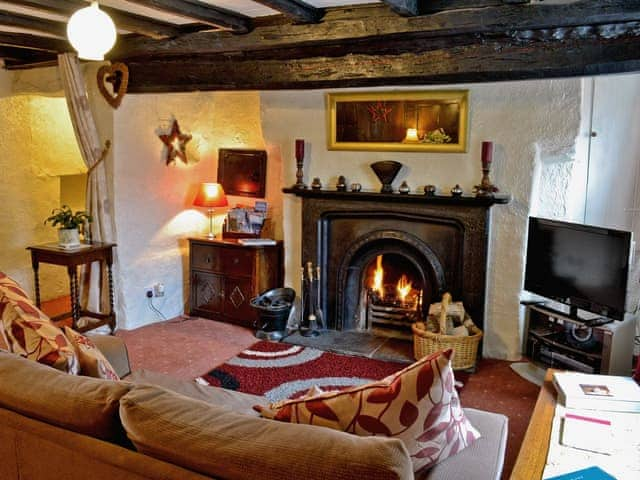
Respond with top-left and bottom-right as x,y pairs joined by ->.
511,368 -> 559,480
27,242 -> 117,333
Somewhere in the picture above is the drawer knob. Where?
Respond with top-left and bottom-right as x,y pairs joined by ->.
233,258 -> 239,264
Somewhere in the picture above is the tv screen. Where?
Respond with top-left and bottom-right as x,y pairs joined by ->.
524,217 -> 631,320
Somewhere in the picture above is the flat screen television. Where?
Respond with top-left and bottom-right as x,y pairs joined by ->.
524,217 -> 632,321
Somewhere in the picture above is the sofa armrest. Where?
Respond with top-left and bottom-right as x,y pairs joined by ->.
88,334 -> 131,379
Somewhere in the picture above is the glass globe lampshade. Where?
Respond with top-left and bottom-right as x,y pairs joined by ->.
67,2 -> 117,61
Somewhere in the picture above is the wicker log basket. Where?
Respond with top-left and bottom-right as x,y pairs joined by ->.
412,292 -> 483,370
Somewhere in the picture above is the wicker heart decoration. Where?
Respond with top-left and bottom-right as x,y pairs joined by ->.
97,63 -> 129,109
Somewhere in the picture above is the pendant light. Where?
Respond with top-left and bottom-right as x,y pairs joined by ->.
67,2 -> 117,61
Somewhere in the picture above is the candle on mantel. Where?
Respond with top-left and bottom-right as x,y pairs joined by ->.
481,141 -> 493,169
295,139 -> 305,160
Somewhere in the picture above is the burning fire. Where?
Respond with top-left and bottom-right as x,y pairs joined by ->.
372,255 -> 384,297
396,274 -> 412,303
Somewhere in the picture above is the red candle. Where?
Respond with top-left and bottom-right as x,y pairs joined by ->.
481,141 -> 493,169
295,139 -> 305,160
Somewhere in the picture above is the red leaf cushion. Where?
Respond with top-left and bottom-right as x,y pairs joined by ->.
255,349 -> 480,472
64,327 -> 119,381
0,272 -> 78,373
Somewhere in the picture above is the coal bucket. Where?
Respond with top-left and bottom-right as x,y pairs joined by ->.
250,288 -> 296,341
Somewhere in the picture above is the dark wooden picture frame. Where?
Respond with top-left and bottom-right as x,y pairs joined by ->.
217,148 -> 267,198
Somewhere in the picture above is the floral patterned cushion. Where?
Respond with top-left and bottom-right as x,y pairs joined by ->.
0,272 -> 78,374
64,327 -> 120,380
255,349 -> 480,472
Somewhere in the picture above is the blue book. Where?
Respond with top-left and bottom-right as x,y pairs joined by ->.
546,466 -> 616,480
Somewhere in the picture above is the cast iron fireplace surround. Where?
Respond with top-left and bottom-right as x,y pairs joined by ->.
284,189 -> 509,336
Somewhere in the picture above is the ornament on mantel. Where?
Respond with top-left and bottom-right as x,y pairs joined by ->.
157,118 -> 192,165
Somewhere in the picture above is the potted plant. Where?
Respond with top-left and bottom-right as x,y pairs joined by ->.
44,205 -> 93,248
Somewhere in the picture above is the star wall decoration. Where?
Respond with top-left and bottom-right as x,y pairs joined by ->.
158,118 -> 192,165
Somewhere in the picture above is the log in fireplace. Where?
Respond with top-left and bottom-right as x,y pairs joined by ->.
284,188 -> 509,341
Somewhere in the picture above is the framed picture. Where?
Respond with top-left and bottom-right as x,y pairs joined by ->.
327,90 -> 469,153
217,148 -> 267,198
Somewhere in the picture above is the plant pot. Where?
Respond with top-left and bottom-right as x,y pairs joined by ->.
58,228 -> 80,248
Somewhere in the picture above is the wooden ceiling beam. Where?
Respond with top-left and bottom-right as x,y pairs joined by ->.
9,0 -> 187,39
111,1 -> 640,60
252,0 -> 324,23
0,45 -> 55,63
123,32 -> 640,92
0,32 -> 70,52
0,8 -> 66,38
126,0 -> 252,33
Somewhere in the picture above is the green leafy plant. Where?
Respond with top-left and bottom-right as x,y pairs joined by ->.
44,205 -> 93,230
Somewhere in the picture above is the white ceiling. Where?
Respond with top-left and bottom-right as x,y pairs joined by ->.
0,0 -> 382,36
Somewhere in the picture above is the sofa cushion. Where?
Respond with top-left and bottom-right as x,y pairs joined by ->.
0,350 -> 130,442
127,369 -> 263,416
65,327 -> 120,380
255,349 -> 481,473
120,384 -> 414,480
0,272 -> 78,373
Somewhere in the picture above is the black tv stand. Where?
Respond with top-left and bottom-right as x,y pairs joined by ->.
521,302 -> 634,375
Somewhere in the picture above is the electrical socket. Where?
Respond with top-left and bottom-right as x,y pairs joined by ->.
153,283 -> 165,297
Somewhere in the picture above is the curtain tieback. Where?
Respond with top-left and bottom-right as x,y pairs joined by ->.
87,140 -> 112,177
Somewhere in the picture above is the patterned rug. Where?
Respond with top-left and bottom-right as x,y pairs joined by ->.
196,340 -> 413,403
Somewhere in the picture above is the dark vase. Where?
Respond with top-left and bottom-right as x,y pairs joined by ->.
370,161 -> 402,193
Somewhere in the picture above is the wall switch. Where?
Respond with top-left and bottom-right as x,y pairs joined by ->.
153,283 -> 165,297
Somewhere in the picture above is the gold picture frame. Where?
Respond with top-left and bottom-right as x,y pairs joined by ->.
327,90 -> 469,153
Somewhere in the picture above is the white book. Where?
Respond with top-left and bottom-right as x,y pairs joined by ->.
238,238 -> 277,246
552,371 -> 640,413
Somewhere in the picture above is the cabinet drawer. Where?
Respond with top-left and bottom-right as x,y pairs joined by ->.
222,249 -> 254,277
191,244 -> 221,271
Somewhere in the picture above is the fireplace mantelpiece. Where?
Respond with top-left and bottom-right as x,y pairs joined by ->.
283,188 -> 510,339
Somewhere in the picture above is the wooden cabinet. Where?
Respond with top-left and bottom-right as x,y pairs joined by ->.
522,303 -> 635,375
188,238 -> 283,327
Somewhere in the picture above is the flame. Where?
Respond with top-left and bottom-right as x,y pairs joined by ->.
397,274 -> 412,303
372,255 -> 384,296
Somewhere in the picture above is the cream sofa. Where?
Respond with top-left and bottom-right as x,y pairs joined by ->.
0,337 -> 508,480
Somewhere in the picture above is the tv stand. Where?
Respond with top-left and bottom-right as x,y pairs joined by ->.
522,303 -> 635,375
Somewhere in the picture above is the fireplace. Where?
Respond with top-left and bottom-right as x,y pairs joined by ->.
284,188 -> 509,342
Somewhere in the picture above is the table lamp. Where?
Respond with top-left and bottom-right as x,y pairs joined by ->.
193,183 -> 228,238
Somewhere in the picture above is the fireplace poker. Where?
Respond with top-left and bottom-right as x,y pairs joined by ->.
315,265 -> 324,329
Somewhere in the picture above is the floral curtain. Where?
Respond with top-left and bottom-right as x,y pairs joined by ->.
58,53 -> 115,316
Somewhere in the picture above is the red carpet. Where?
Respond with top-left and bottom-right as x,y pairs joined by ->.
197,340 -> 415,402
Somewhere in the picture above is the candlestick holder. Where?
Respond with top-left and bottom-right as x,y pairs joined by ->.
293,139 -> 307,189
474,141 -> 499,197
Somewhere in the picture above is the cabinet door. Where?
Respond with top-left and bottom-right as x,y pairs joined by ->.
191,271 -> 223,316
191,243 -> 222,272
223,276 -> 256,326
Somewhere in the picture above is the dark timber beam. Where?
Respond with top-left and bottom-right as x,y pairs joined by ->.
0,45 -> 55,62
122,20 -> 640,92
0,32 -> 70,53
381,1 -> 421,16
0,9 -> 66,38
10,0 -> 188,39
111,1 -> 640,60
252,1 -> 324,23
126,0 -> 252,32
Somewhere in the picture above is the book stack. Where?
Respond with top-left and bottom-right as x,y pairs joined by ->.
552,371 -> 640,455
552,372 -> 640,413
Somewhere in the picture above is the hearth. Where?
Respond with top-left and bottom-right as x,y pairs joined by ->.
284,188 -> 509,346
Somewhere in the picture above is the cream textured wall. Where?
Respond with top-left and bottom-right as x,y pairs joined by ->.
261,79 -> 583,360
0,71 -> 85,299
112,91 -> 275,330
